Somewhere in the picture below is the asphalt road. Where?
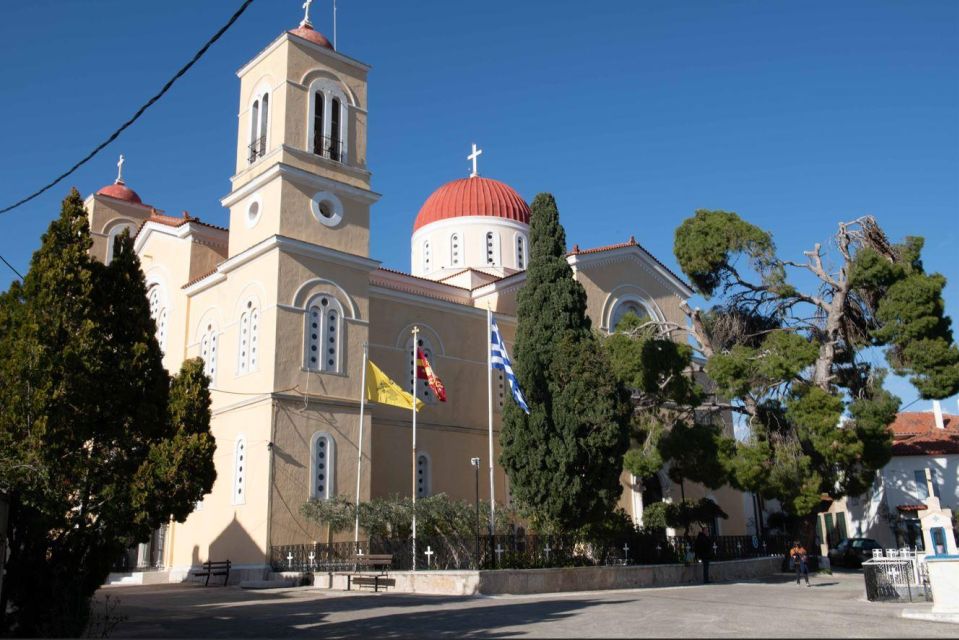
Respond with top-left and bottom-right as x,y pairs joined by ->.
97,571 -> 954,638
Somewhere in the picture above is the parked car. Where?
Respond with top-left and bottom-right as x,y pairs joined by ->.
828,538 -> 882,567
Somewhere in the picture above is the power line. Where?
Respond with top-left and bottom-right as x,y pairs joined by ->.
0,0 -> 256,216
0,253 -> 24,280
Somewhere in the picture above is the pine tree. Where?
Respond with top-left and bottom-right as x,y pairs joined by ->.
0,189 -> 216,636
500,194 -> 631,532
672,210 -> 955,519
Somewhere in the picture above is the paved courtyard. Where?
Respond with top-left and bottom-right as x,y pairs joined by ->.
98,571 -> 954,638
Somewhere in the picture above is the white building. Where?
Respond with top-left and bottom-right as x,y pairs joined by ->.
819,404 -> 959,552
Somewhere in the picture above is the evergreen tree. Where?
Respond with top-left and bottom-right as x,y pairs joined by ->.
500,194 -> 631,532
672,210 -> 956,520
0,189 -> 216,637
603,311 -> 731,497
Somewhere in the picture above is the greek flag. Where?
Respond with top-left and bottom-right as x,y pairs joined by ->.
490,317 -> 530,414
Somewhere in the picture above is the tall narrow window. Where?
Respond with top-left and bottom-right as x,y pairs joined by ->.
516,234 -> 526,269
311,433 -> 335,500
147,285 -> 167,353
485,231 -> 500,266
417,453 -> 431,497
249,100 -> 259,163
233,436 -> 246,505
915,470 -> 930,500
423,240 -> 432,273
330,98 -> 341,161
249,307 -> 259,371
258,94 -> 269,157
450,233 -> 461,267
200,323 -> 218,382
237,301 -> 259,375
238,310 -> 250,375
305,296 -> 342,373
312,92 -> 325,155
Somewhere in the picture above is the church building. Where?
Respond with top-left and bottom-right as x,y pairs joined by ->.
84,10 -> 753,580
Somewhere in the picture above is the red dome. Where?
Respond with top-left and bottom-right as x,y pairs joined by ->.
288,24 -> 334,49
413,177 -> 530,232
96,182 -> 142,205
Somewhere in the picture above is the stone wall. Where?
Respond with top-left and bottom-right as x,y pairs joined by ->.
316,556 -> 783,596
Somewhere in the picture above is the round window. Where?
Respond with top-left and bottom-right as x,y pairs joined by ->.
310,191 -> 344,227
245,194 -> 262,228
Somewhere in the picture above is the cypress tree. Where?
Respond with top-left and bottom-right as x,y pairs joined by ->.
500,194 -> 631,532
0,189 -> 216,636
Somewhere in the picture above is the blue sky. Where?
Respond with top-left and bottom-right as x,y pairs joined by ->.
0,0 -> 956,413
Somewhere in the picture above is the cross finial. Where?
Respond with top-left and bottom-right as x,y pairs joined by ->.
301,0 -> 313,27
468,143 -> 483,178
116,154 -> 125,185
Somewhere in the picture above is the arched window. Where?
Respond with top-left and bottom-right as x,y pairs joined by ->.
416,453 -> 431,497
406,335 -> 438,404
248,91 -> 269,163
237,301 -> 259,375
305,295 -> 343,373
423,240 -> 432,273
450,233 -> 461,267
106,222 -> 136,264
311,432 -> 335,500
485,231 -> 500,267
611,299 -> 653,333
147,285 -> 167,353
515,234 -> 526,269
233,436 -> 246,505
200,323 -> 219,382
308,79 -> 348,164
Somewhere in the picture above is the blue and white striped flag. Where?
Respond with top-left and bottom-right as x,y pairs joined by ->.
490,317 -> 530,414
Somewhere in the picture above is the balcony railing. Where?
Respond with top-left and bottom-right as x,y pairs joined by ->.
312,135 -> 345,164
248,136 -> 267,163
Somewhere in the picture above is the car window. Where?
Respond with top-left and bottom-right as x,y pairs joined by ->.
851,540 -> 863,548
863,541 -> 880,549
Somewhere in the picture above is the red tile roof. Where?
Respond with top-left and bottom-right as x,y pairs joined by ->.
890,411 -> 957,435
896,504 -> 928,512
288,24 -> 334,49
97,181 -> 143,205
182,266 -> 222,289
569,236 -> 692,292
890,411 -> 959,456
413,177 -> 530,232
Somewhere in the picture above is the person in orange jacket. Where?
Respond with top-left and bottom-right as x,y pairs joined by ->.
790,541 -> 810,586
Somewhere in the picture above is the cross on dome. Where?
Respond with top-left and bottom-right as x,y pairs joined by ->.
116,154 -> 125,185
468,143 -> 483,178
301,0 -> 314,27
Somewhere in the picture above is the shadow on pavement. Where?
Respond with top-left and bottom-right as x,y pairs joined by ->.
107,585 -> 629,639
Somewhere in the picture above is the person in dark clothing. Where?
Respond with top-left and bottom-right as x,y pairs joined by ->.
694,529 -> 712,584
790,541 -> 810,586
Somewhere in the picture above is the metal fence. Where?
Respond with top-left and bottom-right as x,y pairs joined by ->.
862,549 -> 931,603
270,533 -> 789,573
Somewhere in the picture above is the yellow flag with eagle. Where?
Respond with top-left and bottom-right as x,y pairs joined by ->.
365,361 -> 424,411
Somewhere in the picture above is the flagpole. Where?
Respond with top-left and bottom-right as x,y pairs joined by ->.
411,325 -> 419,572
353,342 -> 368,548
487,306 -> 495,537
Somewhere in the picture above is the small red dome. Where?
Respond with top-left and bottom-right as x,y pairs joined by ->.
96,182 -> 142,205
413,177 -> 530,232
288,24 -> 334,49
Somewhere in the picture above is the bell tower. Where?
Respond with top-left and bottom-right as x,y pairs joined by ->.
221,7 -> 378,259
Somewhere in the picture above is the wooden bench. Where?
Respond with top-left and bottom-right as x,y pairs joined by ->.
345,554 -> 393,592
192,560 -> 231,586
